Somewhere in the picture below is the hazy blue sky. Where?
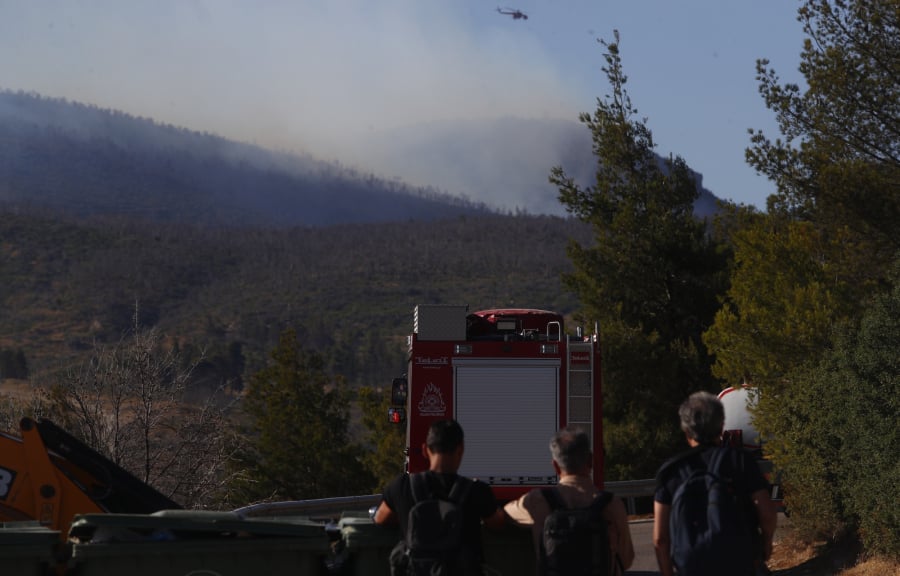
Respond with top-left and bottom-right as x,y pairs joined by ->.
1,0 -> 806,210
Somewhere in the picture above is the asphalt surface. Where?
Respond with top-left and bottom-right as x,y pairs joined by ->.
626,514 -> 805,576
626,518 -> 661,575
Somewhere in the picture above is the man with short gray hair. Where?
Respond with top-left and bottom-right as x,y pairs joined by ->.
678,390 -> 727,445
653,391 -> 776,576
505,427 -> 634,575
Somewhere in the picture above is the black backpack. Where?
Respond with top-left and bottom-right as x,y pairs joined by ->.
394,472 -> 476,576
669,447 -> 755,576
540,487 -> 615,576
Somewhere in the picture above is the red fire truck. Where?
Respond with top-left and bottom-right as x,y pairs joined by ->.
389,305 -> 603,502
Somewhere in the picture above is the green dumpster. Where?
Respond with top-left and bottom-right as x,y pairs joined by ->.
336,512 -> 399,576
334,513 -> 535,576
67,510 -> 330,576
482,522 -> 535,576
0,521 -> 61,576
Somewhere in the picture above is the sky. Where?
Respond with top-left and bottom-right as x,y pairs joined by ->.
0,0 -> 807,211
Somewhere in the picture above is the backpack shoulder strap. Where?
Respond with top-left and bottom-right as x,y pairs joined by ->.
709,447 -> 748,491
592,494 -> 624,576
409,472 -> 430,504
662,445 -> 708,486
591,490 -> 613,513
542,486 -> 611,512
447,475 -> 473,504
541,486 -> 564,511
708,446 -> 730,476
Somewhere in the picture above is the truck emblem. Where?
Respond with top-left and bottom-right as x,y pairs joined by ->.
418,382 -> 446,415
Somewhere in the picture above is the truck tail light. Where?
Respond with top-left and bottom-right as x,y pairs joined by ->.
388,408 -> 406,424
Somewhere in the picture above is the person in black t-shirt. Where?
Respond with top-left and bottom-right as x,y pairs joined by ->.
374,419 -> 505,574
653,392 -> 777,576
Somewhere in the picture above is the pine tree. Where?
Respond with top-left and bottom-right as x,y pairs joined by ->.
231,329 -> 374,502
357,385 -> 406,491
552,31 -> 730,478
749,0 -> 900,255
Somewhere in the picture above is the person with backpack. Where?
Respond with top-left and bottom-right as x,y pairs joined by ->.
653,391 -> 777,576
373,419 -> 506,576
504,427 -> 634,576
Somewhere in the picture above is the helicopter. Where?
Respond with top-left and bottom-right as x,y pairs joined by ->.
496,7 -> 528,20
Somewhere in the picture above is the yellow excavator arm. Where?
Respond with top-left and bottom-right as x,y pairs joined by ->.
0,418 -> 180,535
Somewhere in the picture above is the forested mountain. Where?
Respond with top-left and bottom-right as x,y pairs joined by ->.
0,90 -> 497,227
0,90 -> 596,393
0,90 -> 721,225
0,89 -> 706,391
0,208 -> 590,389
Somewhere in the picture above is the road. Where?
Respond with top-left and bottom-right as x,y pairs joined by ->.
626,518 -> 660,575
626,514 -> 793,575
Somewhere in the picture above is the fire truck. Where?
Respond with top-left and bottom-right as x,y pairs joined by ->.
389,305 -> 603,502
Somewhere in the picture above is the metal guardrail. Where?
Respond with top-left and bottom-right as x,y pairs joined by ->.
234,479 -> 656,519
605,479 -> 656,514
235,494 -> 383,520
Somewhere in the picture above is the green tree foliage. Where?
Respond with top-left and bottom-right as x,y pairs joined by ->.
834,267 -> 900,557
749,0 -> 900,258
231,329 -> 374,503
761,258 -> 899,556
357,386 -> 406,491
704,209 -> 855,385
707,0 -> 899,556
551,32 -> 730,478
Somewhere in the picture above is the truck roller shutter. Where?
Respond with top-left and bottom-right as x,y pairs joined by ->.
453,358 -> 559,485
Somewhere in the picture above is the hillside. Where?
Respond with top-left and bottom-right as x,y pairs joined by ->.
0,90 -> 715,390
0,90 -> 722,225
0,90 -> 496,227
0,208 -> 591,389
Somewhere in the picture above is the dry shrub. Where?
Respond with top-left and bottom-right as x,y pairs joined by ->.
837,557 -> 900,576
768,527 -> 825,571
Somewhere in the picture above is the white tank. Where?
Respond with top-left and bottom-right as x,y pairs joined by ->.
718,386 -> 762,449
